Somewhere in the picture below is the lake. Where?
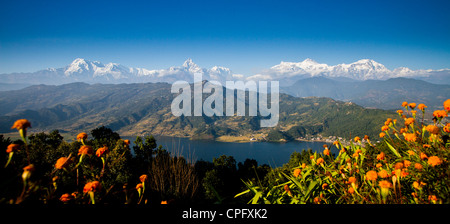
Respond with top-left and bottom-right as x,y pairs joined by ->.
151,136 -> 339,167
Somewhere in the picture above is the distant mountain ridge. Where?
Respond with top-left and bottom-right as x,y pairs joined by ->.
1,58 -> 449,88
282,76 -> 450,111
0,82 -> 393,141
0,58 -> 234,86
249,58 -> 450,85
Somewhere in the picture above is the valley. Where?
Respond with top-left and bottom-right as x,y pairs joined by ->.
0,82 -> 394,142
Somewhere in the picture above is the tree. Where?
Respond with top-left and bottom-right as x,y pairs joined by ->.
202,155 -> 239,203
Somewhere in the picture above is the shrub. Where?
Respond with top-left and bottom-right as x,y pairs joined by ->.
236,99 -> 450,204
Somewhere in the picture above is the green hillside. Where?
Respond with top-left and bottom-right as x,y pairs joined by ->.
0,82 -> 394,141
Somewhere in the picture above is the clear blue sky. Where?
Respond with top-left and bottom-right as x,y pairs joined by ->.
1,0 -> 449,74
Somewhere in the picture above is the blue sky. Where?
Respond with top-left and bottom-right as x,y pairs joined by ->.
0,0 -> 449,74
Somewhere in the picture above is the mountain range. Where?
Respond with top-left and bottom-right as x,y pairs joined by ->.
0,58 -> 234,87
0,82 -> 393,141
249,58 -> 450,85
283,76 -> 450,111
1,58 -> 449,88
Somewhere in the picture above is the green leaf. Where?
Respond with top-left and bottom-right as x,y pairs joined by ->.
234,189 -> 251,198
251,192 -> 263,204
282,172 -> 304,193
385,140 -> 402,158
304,180 -> 318,199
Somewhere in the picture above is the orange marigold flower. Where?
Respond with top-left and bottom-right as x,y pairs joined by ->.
83,181 -> 101,193
333,140 -> 339,146
323,148 -> 330,156
433,110 -> 448,118
379,132 -> 386,138
414,163 -> 423,170
123,139 -> 131,145
407,150 -> 415,156
426,125 -> 440,135
11,119 -> 31,131
348,176 -> 357,184
6,144 -> 20,153
408,103 -> 416,110
403,160 -> 411,168
418,103 -> 427,111
423,144 -> 431,148
55,157 -> 71,169
78,145 -> 93,155
404,133 -> 417,142
412,181 -> 421,190
376,152 -> 385,160
352,149 -> 362,158
322,183 -> 329,190
402,101 -> 408,107
394,162 -> 404,170
444,99 -> 450,112
22,164 -> 35,182
444,124 -> 450,133
378,170 -> 390,178
396,110 -> 404,115
428,195 -> 438,204
420,152 -> 428,160
314,197 -> 321,204
384,118 -> 392,126
354,136 -> 361,142
381,125 -> 389,131
401,169 -> 409,177
378,180 -> 392,189
59,193 -> 74,202
376,163 -> 383,168
96,146 -> 109,157
23,164 -> 35,172
428,195 -> 438,203
404,117 -> 415,126
77,132 -> 88,140
140,174 -> 148,183
161,201 -> 168,204
366,170 -> 378,181
400,128 -> 407,134
427,156 -> 443,167
284,184 -> 292,194
316,158 -> 325,165
136,183 -> 143,190
348,187 -> 355,194
293,168 -> 301,178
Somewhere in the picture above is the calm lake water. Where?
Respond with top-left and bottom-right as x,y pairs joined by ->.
148,136 -> 339,167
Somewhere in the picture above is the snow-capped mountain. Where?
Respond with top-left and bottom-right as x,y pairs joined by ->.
1,58 -> 449,87
0,58 -> 234,85
64,58 -> 131,80
246,58 -> 450,84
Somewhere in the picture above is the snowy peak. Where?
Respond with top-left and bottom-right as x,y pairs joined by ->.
54,58 -> 235,83
64,58 -> 129,79
182,58 -> 203,74
300,58 -> 320,66
3,57 -> 449,86
349,59 -> 388,71
64,58 -> 94,76
263,58 -> 396,81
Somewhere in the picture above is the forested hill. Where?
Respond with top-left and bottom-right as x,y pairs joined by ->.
0,82 -> 394,141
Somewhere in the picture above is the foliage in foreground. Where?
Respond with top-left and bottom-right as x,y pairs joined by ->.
0,124 -> 267,204
1,99 -> 449,204
236,99 -> 450,204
